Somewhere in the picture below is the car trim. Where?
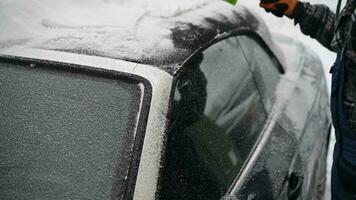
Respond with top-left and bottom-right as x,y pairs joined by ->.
229,102 -> 280,193
176,29 -> 285,76
0,48 -> 173,200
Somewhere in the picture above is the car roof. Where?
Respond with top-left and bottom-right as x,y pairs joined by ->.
0,0 -> 285,75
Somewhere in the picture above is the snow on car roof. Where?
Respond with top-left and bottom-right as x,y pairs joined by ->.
0,0 -> 282,74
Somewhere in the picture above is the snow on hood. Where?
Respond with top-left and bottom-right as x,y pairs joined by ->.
0,0 -> 246,67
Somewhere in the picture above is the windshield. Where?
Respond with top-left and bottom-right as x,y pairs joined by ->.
0,60 -> 144,200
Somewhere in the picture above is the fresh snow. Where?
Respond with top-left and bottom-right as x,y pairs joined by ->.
0,0 -> 340,199
0,0 -> 236,65
0,0 -> 175,60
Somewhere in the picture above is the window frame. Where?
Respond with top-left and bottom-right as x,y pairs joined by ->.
236,35 -> 283,112
178,30 -> 285,77
0,56 -> 153,200
157,30 -> 284,198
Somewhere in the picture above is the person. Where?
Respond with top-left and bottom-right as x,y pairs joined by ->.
259,0 -> 356,199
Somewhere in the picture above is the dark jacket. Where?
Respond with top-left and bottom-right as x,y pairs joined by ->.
294,0 -> 356,103
294,0 -> 356,190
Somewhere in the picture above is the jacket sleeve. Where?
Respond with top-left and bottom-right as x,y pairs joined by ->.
293,2 -> 337,52
346,10 -> 356,62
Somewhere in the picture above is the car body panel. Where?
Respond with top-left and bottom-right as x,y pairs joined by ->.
231,74 -> 330,199
228,36 -> 331,199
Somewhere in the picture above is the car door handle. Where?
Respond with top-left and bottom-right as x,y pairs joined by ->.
287,172 -> 303,200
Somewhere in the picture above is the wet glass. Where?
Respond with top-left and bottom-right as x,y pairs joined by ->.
237,36 -> 281,112
159,36 -> 267,200
0,61 -> 142,200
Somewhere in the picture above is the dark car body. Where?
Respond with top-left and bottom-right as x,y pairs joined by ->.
0,1 -> 331,200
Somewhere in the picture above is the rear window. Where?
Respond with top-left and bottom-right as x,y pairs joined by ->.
0,60 -> 144,200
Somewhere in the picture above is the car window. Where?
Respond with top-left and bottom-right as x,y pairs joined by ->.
159,36 -> 267,200
237,36 -> 281,111
0,60 -> 144,200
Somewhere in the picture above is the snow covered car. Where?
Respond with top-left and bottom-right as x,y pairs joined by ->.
0,1 -> 331,200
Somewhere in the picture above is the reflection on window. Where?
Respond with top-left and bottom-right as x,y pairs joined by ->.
159,37 -> 267,200
237,36 -> 281,111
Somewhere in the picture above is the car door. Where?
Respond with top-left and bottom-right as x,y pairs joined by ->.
156,33 -> 297,200
231,35 -> 330,200
229,35 -> 302,200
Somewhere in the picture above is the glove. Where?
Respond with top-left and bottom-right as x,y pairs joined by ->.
260,0 -> 299,18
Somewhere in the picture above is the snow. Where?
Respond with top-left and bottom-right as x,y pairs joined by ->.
0,0 -> 340,198
1,0 -> 240,66
0,0 -> 338,79
0,0 -> 173,61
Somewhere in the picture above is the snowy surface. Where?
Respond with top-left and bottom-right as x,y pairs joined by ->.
0,0 -> 178,60
0,0 -> 339,198
0,0 -> 242,67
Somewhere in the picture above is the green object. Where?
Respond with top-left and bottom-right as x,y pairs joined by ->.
225,0 -> 238,5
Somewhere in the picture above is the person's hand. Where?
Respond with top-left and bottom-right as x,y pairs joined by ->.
260,0 -> 299,18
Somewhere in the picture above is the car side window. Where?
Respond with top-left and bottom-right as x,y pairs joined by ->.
237,36 -> 281,111
158,36 -> 267,200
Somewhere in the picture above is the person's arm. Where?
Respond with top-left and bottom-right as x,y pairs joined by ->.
293,2 -> 336,52
260,0 -> 337,52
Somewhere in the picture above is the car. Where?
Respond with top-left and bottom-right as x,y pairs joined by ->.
0,1 -> 331,200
